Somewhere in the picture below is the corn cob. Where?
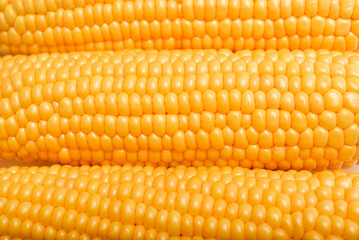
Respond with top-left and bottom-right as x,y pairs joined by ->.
0,164 -> 358,240
1,49 -> 359,170
1,0 -> 359,55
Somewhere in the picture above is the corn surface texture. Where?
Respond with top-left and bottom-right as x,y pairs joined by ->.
1,49 -> 359,170
0,165 -> 359,239
1,0 -> 359,54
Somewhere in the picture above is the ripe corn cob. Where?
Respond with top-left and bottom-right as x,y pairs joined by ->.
1,0 -> 359,55
1,49 -> 359,170
0,164 -> 359,240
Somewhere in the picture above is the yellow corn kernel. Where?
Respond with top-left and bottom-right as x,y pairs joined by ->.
0,49 -> 359,170
1,0 -> 359,54
0,165 -> 357,239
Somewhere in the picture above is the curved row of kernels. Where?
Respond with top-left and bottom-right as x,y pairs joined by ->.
0,165 -> 358,239
1,103 -> 358,135
1,28 -> 358,55
4,0 -> 359,19
1,82 -> 358,115
3,164 -> 358,186
2,215 -> 351,240
0,205 -> 358,239
1,143 -> 357,170
0,181 -> 358,219
1,0 -> 181,20
2,73 -> 359,105
2,17 -> 357,40
0,163 -> 296,179
1,88 -> 358,119
1,107 -> 358,150
2,129 -> 352,171
2,0 -> 359,54
1,0 -> 110,13
2,49 -> 359,70
2,52 -> 359,107
2,221 -> 197,240
11,0 -> 359,19
1,35 -> 359,55
3,0 -> 359,25
1,164 -> 357,193
2,49 -> 359,78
